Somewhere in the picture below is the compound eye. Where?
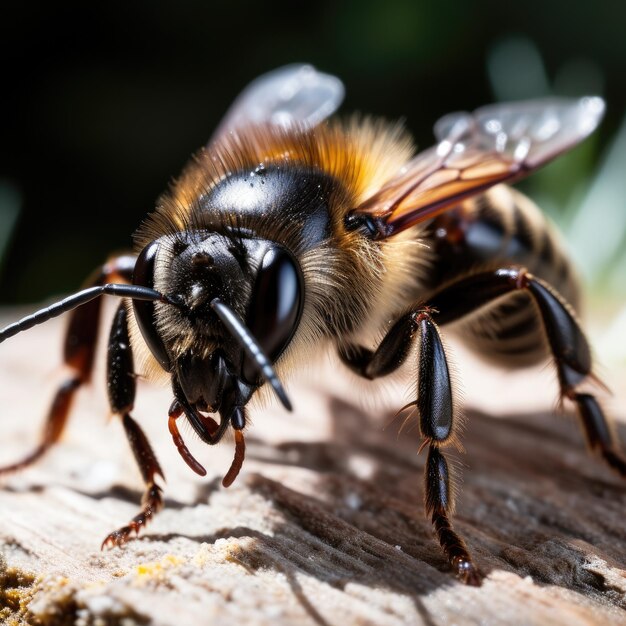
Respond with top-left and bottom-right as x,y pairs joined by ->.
242,245 -> 303,384
133,240 -> 172,372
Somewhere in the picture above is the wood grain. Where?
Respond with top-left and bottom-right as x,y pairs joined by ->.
1,312 -> 625,626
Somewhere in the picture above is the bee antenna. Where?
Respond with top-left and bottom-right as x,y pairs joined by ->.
210,298 -> 293,412
0,284 -> 176,344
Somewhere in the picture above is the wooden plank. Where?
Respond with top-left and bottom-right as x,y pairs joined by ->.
1,312 -> 625,625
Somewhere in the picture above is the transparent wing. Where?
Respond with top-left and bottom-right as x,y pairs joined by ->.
210,64 -> 345,144
354,96 -> 605,238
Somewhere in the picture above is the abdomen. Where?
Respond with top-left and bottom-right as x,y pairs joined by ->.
424,185 -> 580,366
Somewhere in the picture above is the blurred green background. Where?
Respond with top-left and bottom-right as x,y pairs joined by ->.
1,0 -> 625,305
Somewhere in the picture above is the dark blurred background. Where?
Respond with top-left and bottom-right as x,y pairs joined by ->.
1,0 -> 625,304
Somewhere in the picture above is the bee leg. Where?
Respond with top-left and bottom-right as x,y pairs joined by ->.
0,255 -> 136,476
428,267 -> 626,477
575,394 -> 625,475
101,303 -> 165,548
426,445 -> 481,586
418,315 -> 481,585
338,310 -> 422,379
340,311 -> 481,585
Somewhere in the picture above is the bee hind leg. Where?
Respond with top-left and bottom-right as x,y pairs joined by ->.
339,309 -> 481,585
101,303 -> 165,549
428,266 -> 626,478
0,255 -> 136,476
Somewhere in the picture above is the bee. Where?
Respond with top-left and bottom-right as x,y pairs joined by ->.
0,64 -> 622,586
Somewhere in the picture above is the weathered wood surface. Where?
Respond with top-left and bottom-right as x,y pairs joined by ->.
1,311 -> 625,626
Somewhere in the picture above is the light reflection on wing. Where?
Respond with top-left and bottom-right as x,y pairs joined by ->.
210,64 -> 344,145
354,97 -> 605,238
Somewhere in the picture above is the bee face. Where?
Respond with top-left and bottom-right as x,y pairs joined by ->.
132,227 -> 305,416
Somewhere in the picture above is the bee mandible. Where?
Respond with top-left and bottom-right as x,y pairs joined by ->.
0,64 -> 620,586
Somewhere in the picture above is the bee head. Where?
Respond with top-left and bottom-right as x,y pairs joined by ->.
131,231 -> 302,439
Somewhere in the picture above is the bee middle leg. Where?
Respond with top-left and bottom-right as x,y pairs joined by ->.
101,303 -> 165,548
339,310 -> 481,585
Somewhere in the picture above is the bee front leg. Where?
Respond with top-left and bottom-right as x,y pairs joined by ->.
339,310 -> 481,585
0,255 -> 136,476
101,303 -> 165,548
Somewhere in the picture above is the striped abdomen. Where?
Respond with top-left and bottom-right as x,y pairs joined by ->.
425,184 -> 580,366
